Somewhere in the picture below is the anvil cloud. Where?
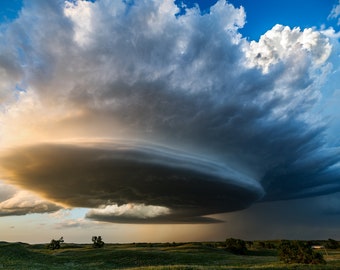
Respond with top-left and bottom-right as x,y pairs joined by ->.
0,0 -> 340,224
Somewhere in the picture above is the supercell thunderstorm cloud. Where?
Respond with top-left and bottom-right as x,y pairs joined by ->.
0,0 -> 340,225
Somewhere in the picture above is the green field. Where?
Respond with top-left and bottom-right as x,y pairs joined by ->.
1,241 -> 340,270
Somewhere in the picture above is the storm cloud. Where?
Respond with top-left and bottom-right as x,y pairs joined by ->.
0,141 -> 263,223
0,0 -> 339,223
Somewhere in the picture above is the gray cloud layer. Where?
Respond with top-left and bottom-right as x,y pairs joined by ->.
0,0 -> 339,223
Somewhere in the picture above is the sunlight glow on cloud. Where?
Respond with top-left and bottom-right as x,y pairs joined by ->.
0,0 -> 339,225
0,187 -> 61,217
87,203 -> 171,220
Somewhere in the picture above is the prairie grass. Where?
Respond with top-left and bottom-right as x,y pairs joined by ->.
1,241 -> 340,270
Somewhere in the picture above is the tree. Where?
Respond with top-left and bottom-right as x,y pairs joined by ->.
326,238 -> 339,249
48,236 -> 64,250
278,240 -> 325,264
92,236 -> 104,248
225,238 -> 247,255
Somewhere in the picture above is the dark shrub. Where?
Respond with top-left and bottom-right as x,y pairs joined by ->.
258,241 -> 266,248
246,241 -> 253,248
265,242 -> 276,249
225,238 -> 247,255
278,240 -> 325,264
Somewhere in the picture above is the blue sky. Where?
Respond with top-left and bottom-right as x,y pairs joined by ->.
180,0 -> 339,40
0,0 -> 340,243
0,0 -> 22,23
230,0 -> 339,39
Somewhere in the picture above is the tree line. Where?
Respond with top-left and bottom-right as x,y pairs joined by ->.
225,237 -> 339,265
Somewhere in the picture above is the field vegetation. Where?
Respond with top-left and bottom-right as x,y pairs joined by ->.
1,239 -> 340,269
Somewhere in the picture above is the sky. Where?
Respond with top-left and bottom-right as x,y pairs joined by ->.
0,0 -> 340,244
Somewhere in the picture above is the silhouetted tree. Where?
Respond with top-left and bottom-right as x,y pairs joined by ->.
48,236 -> 64,250
326,238 -> 339,249
278,240 -> 325,264
92,236 -> 104,248
225,238 -> 247,255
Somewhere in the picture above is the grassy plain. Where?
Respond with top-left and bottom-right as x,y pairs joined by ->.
1,241 -> 340,270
